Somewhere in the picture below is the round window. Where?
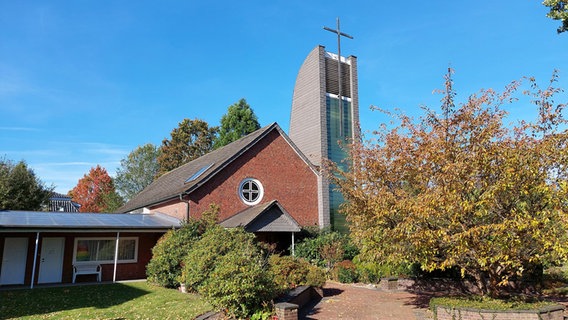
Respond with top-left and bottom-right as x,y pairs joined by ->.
239,178 -> 264,205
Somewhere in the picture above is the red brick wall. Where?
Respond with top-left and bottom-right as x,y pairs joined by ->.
183,130 -> 319,226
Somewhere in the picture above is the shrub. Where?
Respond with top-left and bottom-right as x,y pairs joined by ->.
353,256 -> 419,283
146,204 -> 219,288
146,221 -> 203,288
305,264 -> 327,288
333,260 -> 358,283
182,226 -> 276,318
269,255 -> 326,294
294,229 -> 358,268
353,259 -> 383,284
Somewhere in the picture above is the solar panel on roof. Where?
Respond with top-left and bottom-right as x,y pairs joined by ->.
0,211 -> 180,229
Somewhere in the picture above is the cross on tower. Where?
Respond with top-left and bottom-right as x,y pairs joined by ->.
324,17 -> 353,137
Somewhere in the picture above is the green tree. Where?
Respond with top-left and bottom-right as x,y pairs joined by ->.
100,186 -> 125,212
213,98 -> 261,149
115,143 -> 160,201
0,158 -> 53,210
333,69 -> 568,297
544,0 -> 568,33
157,118 -> 218,176
69,165 -> 123,212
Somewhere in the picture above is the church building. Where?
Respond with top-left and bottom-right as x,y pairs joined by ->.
121,45 -> 360,234
0,43 -> 359,288
119,123 -> 321,249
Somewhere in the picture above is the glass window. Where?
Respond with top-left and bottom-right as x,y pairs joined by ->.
239,178 -> 264,205
74,237 -> 138,264
185,163 -> 214,183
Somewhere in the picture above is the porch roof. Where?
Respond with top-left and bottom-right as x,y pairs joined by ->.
0,210 -> 181,232
219,200 -> 301,233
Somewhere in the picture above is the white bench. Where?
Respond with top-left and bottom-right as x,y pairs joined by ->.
72,263 -> 102,283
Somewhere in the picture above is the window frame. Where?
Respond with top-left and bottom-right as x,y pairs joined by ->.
73,237 -> 139,265
238,178 -> 264,206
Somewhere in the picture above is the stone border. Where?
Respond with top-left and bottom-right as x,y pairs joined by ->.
379,277 -> 399,290
432,304 -> 565,320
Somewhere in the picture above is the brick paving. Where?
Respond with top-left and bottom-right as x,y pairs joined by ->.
302,281 -> 431,320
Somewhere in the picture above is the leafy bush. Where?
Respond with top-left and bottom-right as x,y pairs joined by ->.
146,204 -> 219,288
250,309 -> 274,320
269,255 -> 326,294
353,256 -> 419,283
182,226 -> 275,318
294,229 -> 358,268
181,225 -> 242,291
353,259 -> 382,284
146,221 -> 203,288
332,260 -> 358,283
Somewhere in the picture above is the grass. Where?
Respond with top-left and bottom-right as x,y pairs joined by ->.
0,281 -> 212,320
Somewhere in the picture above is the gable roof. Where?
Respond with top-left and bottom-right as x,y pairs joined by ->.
0,210 -> 181,232
119,122 -> 318,213
219,200 -> 301,232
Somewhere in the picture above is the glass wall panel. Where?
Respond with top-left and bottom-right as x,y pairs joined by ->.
326,96 -> 352,233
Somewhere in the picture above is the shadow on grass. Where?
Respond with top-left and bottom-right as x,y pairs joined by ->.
0,283 -> 149,319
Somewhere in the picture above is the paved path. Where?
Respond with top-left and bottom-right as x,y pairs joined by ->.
302,281 -> 431,320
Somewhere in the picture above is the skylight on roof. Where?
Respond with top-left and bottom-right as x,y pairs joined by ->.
185,163 -> 214,183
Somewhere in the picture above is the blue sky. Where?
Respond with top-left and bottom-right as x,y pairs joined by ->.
1,1 -> 567,194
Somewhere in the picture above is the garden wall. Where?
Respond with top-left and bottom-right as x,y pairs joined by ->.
433,304 -> 564,320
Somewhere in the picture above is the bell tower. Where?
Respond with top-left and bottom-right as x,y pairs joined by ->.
289,24 -> 359,231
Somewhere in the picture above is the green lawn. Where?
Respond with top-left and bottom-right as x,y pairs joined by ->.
0,281 -> 212,320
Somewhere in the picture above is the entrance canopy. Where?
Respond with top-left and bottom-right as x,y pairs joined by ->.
220,200 -> 301,233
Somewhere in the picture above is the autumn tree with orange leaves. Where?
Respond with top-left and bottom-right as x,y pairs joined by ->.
333,69 -> 568,297
70,165 -> 123,213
